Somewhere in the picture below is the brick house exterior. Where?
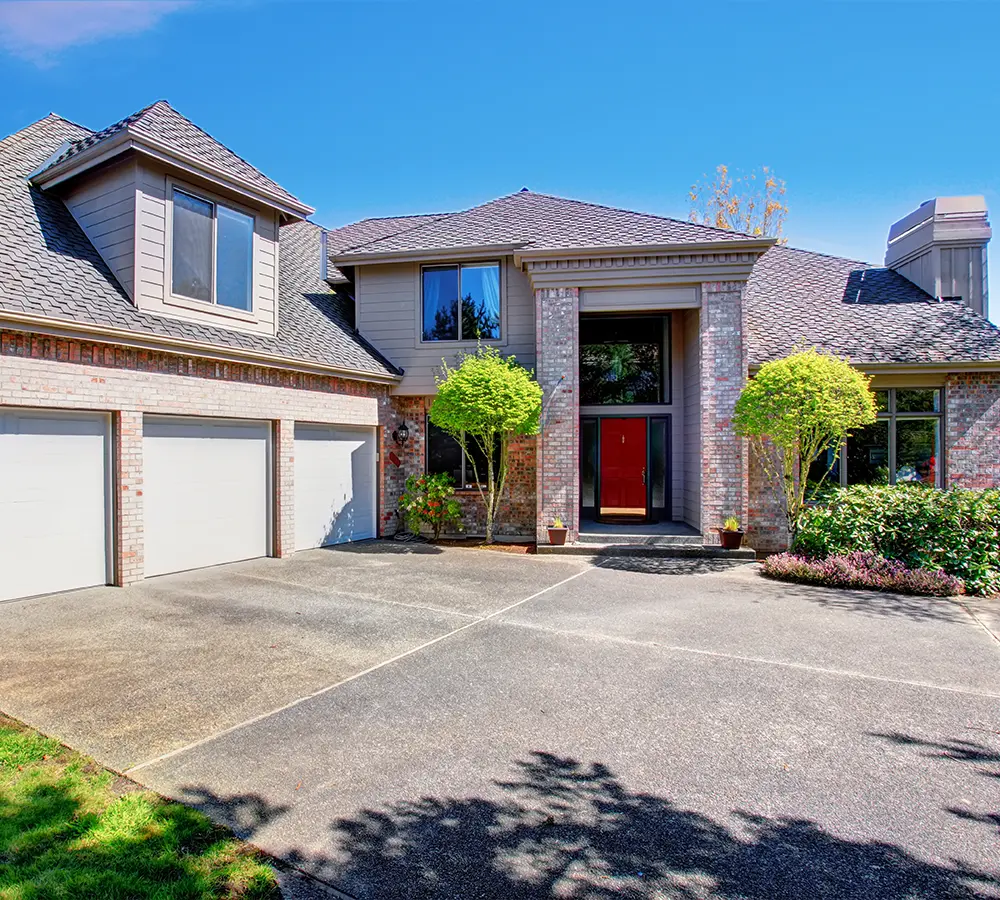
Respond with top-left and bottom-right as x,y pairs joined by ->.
2,100 -> 1000,601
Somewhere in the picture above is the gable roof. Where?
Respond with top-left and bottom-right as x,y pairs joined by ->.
746,245 -> 1000,366
0,114 -> 397,381
29,101 -> 313,217
326,213 -> 451,254
330,190 -> 768,261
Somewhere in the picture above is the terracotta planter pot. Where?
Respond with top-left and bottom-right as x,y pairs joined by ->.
717,528 -> 745,550
547,527 -> 569,546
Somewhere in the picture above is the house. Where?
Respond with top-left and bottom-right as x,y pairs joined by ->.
1,102 -> 998,602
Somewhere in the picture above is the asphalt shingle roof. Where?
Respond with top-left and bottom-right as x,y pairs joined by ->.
34,101 -> 309,212
0,114 -> 397,379
326,214 -> 451,254
331,190 -> 764,257
746,245 -> 1000,366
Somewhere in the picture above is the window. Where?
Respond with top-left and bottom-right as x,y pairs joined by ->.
171,188 -> 254,311
422,263 -> 500,341
580,316 -> 667,405
426,420 -> 500,489
810,389 -> 942,493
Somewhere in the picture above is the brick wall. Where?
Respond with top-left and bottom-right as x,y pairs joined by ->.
0,329 -> 390,584
747,447 -> 788,552
380,395 -> 536,538
535,287 -> 580,542
699,282 -> 748,543
945,372 -> 1000,489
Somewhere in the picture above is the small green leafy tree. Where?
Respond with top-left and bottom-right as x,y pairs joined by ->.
733,349 -> 877,540
398,473 -> 462,540
430,345 -> 543,543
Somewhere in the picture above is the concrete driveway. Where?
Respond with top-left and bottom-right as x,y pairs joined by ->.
1,544 -> 998,899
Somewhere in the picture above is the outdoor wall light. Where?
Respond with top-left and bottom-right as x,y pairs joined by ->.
392,422 -> 410,446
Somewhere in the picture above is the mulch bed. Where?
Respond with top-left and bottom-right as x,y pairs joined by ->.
433,539 -> 536,554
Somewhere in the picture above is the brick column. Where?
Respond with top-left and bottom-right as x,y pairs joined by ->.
114,410 -> 143,586
699,281 -> 748,543
945,372 -> 1000,489
535,287 -> 580,543
273,418 -> 296,558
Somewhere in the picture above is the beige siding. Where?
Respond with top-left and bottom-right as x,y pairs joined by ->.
133,161 -> 278,337
64,158 -> 138,300
357,257 -> 536,395
681,307 -> 701,530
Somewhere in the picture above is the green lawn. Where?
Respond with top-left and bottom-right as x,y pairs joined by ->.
0,715 -> 279,899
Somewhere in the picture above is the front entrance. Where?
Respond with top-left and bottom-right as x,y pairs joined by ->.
581,415 -> 671,524
599,418 -> 647,519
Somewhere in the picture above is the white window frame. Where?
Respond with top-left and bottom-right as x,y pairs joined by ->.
419,261 -> 504,344
165,179 -> 257,320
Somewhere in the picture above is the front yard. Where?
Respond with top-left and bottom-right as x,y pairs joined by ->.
0,715 -> 277,899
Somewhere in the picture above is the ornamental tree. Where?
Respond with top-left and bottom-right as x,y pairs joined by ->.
733,349 -> 877,540
430,345 -> 542,543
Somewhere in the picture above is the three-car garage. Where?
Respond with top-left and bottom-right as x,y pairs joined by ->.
0,408 -> 379,602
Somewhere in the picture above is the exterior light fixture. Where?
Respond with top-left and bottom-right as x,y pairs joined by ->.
392,422 -> 410,446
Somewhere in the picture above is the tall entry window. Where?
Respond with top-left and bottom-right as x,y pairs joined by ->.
171,188 -> 255,311
422,263 -> 501,341
580,316 -> 668,405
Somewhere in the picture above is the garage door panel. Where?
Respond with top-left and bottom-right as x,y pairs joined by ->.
295,424 -> 376,550
0,410 -> 109,600
143,417 -> 269,577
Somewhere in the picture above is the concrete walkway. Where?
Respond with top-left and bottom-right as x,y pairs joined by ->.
1,544 -> 998,899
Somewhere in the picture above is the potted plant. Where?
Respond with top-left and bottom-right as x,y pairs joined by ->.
547,517 -> 569,546
717,516 -> 745,550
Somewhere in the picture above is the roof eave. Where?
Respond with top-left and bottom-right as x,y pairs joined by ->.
332,242 -> 529,265
0,310 -> 401,384
514,237 -> 776,263
750,358 -> 1000,374
30,132 -> 315,219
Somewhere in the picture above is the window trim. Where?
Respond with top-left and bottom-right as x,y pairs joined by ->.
419,260 -> 504,345
165,179 -> 257,320
834,387 -> 944,488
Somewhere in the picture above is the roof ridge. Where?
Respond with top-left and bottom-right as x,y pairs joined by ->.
769,243 -> 872,268
0,113 -> 90,151
332,212 -> 454,254
517,189 -> 764,240
131,100 -> 285,194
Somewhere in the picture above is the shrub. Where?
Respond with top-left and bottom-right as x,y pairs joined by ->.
762,551 -> 964,596
793,485 -> 1000,595
398,473 -> 463,540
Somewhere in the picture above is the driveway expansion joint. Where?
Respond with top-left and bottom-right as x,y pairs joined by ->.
123,564 -> 597,775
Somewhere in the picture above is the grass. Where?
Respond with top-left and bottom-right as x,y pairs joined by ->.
0,715 -> 279,899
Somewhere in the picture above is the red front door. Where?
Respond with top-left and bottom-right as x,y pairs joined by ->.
599,418 -> 647,518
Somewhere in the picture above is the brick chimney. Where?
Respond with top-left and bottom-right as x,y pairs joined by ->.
885,196 -> 991,317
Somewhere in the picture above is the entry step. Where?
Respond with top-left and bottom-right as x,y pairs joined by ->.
576,532 -> 703,546
538,542 -> 757,560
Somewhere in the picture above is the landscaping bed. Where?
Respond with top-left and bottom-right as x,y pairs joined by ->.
0,714 -> 278,899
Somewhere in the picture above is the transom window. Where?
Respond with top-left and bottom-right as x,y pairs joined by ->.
171,188 -> 254,312
422,263 -> 501,342
426,419 -> 501,489
580,316 -> 668,405
809,388 -> 942,491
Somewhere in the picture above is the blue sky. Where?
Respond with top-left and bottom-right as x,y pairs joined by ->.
1,0 -> 997,321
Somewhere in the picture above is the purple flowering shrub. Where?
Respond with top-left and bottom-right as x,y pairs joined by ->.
762,551 -> 964,596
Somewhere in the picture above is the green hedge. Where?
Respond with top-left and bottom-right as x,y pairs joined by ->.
793,485 -> 1000,595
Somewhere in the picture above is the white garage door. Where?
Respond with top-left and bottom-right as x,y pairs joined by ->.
295,423 -> 377,550
144,416 -> 270,577
0,409 -> 109,601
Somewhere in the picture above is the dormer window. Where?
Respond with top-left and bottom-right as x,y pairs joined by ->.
171,186 -> 254,312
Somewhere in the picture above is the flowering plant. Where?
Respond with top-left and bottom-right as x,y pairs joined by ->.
398,473 -> 463,540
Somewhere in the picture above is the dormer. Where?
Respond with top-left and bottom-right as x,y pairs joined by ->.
29,101 -> 314,337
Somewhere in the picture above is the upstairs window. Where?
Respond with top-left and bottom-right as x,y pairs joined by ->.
422,263 -> 500,341
171,188 -> 254,312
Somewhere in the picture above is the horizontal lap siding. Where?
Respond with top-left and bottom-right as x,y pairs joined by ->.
134,161 -> 277,337
357,258 -> 536,395
65,158 -> 137,300
682,308 -> 701,530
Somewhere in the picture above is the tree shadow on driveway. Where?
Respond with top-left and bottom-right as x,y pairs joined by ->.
186,751 -> 999,899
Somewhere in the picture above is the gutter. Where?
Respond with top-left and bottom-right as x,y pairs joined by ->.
514,237 -> 776,263
749,359 -> 1000,375
0,310 -> 402,385
332,242 -> 528,266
